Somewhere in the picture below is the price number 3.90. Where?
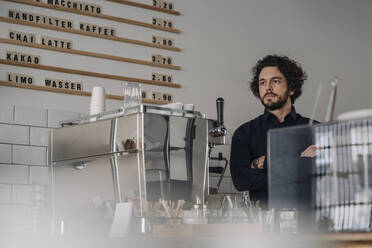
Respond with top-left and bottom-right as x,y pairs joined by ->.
152,35 -> 173,47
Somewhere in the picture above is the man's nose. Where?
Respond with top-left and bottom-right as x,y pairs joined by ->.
265,82 -> 273,91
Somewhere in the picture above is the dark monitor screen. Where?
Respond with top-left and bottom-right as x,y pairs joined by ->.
268,125 -> 316,231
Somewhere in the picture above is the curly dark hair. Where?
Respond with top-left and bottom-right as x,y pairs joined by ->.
249,55 -> 307,104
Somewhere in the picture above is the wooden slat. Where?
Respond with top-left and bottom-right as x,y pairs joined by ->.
0,59 -> 182,88
319,232 -> 372,242
0,38 -> 181,70
0,80 -> 168,104
0,17 -> 181,52
5,0 -> 181,34
107,0 -> 181,16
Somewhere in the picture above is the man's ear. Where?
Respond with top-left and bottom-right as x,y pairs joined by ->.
289,90 -> 295,96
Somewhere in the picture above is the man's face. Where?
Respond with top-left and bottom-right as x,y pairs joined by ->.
258,66 -> 294,110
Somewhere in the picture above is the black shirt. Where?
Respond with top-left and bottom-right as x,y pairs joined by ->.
229,107 -> 313,207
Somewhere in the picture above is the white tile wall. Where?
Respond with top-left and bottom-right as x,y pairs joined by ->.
15,106 -> 47,127
12,185 -> 32,204
13,145 -> 47,166
0,124 -> 29,145
30,127 -> 51,146
0,105 -> 62,233
30,166 -> 49,185
48,109 -> 80,128
0,165 -> 29,184
0,144 -> 11,163
0,184 -> 11,203
0,105 -> 14,124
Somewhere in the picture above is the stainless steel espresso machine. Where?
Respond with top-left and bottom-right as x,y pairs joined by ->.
49,99 -> 226,235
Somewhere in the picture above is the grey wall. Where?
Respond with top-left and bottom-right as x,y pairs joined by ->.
176,0 -> 372,127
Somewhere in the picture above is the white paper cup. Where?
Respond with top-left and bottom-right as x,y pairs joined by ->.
91,87 -> 105,105
90,87 -> 106,114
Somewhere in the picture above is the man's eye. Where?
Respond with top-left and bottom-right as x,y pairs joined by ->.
273,79 -> 281,84
259,81 -> 265,86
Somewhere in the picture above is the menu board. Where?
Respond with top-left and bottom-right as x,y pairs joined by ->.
1,0 -> 182,104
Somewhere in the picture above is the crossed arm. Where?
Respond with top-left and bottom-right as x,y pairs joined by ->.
250,145 -> 317,170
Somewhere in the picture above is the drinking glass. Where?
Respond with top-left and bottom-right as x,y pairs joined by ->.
260,208 -> 275,233
279,208 -> 298,234
123,82 -> 141,113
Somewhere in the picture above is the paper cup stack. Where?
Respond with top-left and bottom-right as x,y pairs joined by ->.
90,86 -> 106,115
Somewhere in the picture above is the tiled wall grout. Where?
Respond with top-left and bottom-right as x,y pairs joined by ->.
0,182 -> 32,186
10,184 -> 13,203
45,148 -> 48,168
12,105 -> 15,123
46,109 -> 48,128
11,145 -> 13,164
0,122 -> 50,129
0,142 -> 48,148
27,165 -> 31,185
0,202 -> 35,207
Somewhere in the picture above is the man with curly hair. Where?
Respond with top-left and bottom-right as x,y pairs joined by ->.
230,55 -> 316,207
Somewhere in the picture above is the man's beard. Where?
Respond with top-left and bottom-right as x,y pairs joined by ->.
260,90 -> 289,111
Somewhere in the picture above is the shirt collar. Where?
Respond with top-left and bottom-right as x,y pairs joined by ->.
262,106 -> 297,121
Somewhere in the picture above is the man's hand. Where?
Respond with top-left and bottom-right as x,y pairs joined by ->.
250,156 -> 265,169
300,145 -> 317,158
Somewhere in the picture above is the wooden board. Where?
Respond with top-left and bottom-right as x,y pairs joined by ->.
0,17 -> 181,52
107,0 -> 181,16
1,38 -> 181,70
0,59 -> 182,88
0,80 -> 169,105
5,0 -> 181,34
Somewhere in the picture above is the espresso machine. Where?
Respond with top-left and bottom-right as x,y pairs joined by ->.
49,99 -> 226,235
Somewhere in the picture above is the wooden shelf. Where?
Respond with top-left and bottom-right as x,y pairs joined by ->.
5,0 -> 181,34
0,38 -> 181,70
0,59 -> 182,88
0,80 -> 168,104
107,0 -> 181,16
0,17 -> 181,52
